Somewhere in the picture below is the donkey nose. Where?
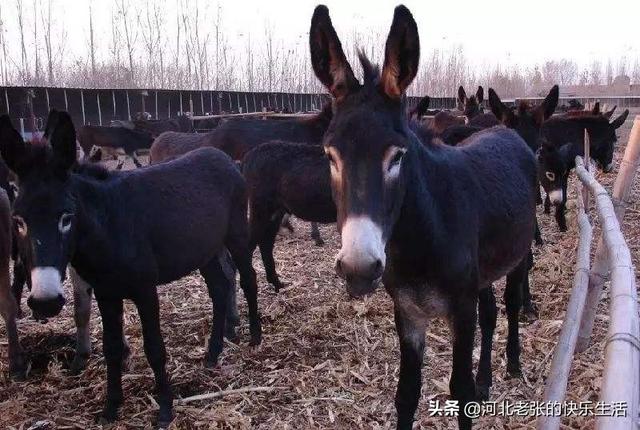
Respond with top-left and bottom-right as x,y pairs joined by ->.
27,294 -> 65,319
548,189 -> 563,206
336,255 -> 384,280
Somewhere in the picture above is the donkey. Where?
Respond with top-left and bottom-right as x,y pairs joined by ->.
149,103 -> 333,164
458,85 -> 499,128
150,105 -> 334,247
77,125 -> 153,168
243,141 -> 335,291
488,85 -> 559,246
0,112 -> 261,427
310,5 -> 537,429
537,109 -> 629,231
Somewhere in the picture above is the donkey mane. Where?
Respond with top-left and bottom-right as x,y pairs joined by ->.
357,51 -> 380,87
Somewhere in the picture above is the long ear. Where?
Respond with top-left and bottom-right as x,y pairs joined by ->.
488,88 -> 509,121
43,109 -> 60,139
458,86 -> 466,105
309,5 -> 358,101
415,95 -> 430,117
0,115 -> 30,175
380,5 -> 419,100
534,85 -> 559,125
604,105 -> 617,119
49,111 -> 77,171
591,101 -> 600,115
611,109 -> 629,129
476,86 -> 484,104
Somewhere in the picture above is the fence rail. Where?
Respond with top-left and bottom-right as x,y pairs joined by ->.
537,116 -> 640,430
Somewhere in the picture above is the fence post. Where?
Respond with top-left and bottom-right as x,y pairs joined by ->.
80,90 -> 86,125
577,116 -> 640,352
537,184 -> 592,430
97,92 -> 102,125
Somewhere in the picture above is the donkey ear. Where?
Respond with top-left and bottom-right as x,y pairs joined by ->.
533,85 -> 559,125
476,86 -> 484,104
380,5 -> 419,100
610,109 -> 629,129
0,115 -> 30,175
488,88 -> 509,121
414,95 -> 430,117
309,5 -> 358,101
604,105 -> 617,119
458,86 -> 466,105
43,109 -> 60,139
49,111 -> 77,171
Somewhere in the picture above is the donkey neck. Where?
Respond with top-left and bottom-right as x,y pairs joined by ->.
68,171 -> 125,279
387,136 -> 449,270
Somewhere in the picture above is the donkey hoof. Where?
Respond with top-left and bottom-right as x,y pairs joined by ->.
98,406 -> 119,425
520,304 -> 539,323
249,332 -> 262,347
10,368 -> 27,382
69,355 -> 89,375
156,412 -> 174,429
475,383 -> 490,401
224,328 -> 239,344
506,365 -> 523,379
314,239 -> 325,247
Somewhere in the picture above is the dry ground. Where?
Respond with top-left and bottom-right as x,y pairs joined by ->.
0,117 -> 638,429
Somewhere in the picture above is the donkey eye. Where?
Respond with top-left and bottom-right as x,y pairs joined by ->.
13,216 -> 27,237
545,171 -> 556,181
389,150 -> 405,168
59,213 -> 74,234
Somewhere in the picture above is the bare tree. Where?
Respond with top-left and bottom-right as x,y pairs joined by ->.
16,0 -> 30,84
0,2 -> 9,85
88,0 -> 96,79
116,0 -> 137,86
605,59 -> 614,86
590,60 -> 602,85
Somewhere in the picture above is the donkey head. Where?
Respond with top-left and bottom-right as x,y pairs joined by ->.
310,4 -> 419,297
589,110 -> 629,173
458,85 -> 484,119
488,85 -> 559,151
0,111 -> 78,319
536,141 -> 570,206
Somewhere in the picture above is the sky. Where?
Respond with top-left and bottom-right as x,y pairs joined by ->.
1,0 -> 639,73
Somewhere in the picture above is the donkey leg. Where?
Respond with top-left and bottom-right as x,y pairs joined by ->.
259,215 -> 286,292
543,195 -> 551,214
450,292 -> 478,430
226,215 -> 262,347
134,291 -> 173,427
219,250 -> 240,341
200,258 -> 230,367
504,257 -> 528,378
520,251 -> 538,322
96,298 -> 125,423
10,258 -> 27,319
393,304 -> 425,430
476,285 -> 497,401
69,267 -> 93,374
534,216 -> 543,246
128,151 -> 143,168
280,213 -> 294,233
310,222 -> 324,246
0,267 -> 26,380
555,202 -> 567,232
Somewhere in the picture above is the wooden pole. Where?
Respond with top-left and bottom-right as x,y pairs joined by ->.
577,116 -> 640,352
583,129 -> 590,209
575,156 -> 639,430
537,184 -> 592,430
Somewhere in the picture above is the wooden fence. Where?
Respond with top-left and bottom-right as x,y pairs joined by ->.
538,116 -> 640,429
